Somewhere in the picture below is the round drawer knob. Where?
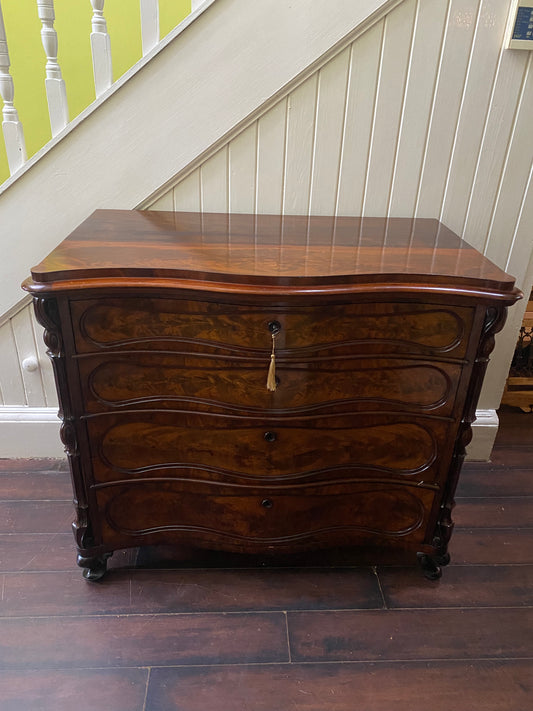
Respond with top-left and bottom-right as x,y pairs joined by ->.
261,498 -> 273,509
268,320 -> 281,334
264,431 -> 277,443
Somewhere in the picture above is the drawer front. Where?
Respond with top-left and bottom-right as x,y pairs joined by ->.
87,412 -> 450,485
71,297 -> 473,358
78,353 -> 463,417
94,480 -> 437,551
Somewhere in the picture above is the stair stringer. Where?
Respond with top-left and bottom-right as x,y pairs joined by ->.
0,0 -> 400,317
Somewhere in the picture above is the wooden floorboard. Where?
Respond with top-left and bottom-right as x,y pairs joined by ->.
287,608 -> 533,662
0,669 -> 149,711
0,406 -> 532,710
0,613 -> 289,670
144,661 -> 533,711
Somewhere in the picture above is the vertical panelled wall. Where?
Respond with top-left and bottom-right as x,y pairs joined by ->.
0,300 -> 57,409
147,0 -> 533,413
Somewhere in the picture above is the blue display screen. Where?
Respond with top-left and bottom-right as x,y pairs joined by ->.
512,7 -> 533,40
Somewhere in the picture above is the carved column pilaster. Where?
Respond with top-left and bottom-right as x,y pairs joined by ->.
434,304 -> 509,556
33,296 -> 90,551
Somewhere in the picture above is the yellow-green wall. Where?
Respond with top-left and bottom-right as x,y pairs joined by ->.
0,0 -> 190,185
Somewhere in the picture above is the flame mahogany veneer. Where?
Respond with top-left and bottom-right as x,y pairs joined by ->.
23,211 -> 521,580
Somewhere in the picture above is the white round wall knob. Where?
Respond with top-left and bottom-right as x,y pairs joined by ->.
22,356 -> 39,372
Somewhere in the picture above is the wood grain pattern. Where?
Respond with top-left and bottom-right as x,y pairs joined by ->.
24,211 -> 521,577
0,669 -> 149,711
0,613 -> 289,669
0,406 -> 532,710
0,533 -> 77,572
0,470 -> 70,499
25,211 -> 518,295
379,565 -> 533,608
453,498 -> 533,528
288,608 -> 533,662
95,480 -> 435,552
81,354 -> 460,416
145,661 -> 533,711
449,529 -> 533,565
90,412 -> 445,481
72,297 -> 473,357
0,501 -> 73,533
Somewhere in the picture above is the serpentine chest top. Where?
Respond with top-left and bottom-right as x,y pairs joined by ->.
24,210 -> 521,580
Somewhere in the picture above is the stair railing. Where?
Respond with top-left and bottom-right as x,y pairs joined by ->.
0,0 -> 200,179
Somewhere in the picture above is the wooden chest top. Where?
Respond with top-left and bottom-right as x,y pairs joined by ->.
25,210 -> 518,300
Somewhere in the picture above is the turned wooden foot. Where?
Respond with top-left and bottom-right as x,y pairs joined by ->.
417,551 -> 450,580
77,553 -> 111,581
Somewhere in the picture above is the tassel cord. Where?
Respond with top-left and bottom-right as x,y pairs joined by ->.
266,332 -> 277,392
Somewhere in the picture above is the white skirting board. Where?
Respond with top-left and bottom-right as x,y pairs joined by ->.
0,407 -> 63,458
0,406 -> 499,461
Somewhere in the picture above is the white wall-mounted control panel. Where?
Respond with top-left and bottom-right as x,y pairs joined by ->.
507,1 -> 533,49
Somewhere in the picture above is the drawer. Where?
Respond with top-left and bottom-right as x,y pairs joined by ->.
78,353 -> 463,417
86,412 -> 451,485
70,297 -> 473,358
94,479 -> 437,552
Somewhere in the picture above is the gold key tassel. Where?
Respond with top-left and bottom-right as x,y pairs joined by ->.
266,332 -> 277,391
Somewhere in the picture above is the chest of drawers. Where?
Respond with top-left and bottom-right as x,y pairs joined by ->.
24,211 -> 521,580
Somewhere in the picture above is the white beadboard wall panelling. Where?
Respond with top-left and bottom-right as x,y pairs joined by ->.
484,56 -> 533,271
308,49 -> 351,216
440,0 -> 514,235
200,145 -> 229,214
282,75 -> 317,216
0,320 -> 23,406
173,167 -> 201,212
414,0 -> 480,218
362,0 -> 417,217
148,191 -> 173,211
229,123 -> 258,214
255,100 -> 288,216
388,0 -> 450,216
0,303 -> 33,406
462,52 -> 530,252
29,306 -> 58,407
336,21 -> 383,217
11,305 -> 46,407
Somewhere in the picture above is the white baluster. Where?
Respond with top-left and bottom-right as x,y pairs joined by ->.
0,2 -> 27,174
90,0 -> 112,97
191,0 -> 203,11
140,0 -> 159,56
37,0 -> 68,136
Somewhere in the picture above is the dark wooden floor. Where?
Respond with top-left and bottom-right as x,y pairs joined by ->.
0,406 -> 532,711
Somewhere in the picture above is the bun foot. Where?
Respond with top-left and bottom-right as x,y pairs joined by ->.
417,553 -> 443,581
435,551 -> 451,567
77,553 -> 111,582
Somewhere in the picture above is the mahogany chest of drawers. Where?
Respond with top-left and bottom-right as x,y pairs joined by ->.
24,210 -> 521,580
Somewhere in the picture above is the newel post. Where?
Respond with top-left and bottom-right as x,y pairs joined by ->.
37,0 -> 69,136
0,1 -> 27,174
90,0 -> 112,97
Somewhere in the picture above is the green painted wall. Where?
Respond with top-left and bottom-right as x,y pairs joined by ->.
0,0 -> 190,185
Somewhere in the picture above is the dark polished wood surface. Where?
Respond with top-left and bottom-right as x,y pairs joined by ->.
26,210 -> 518,295
0,408 -> 532,711
23,211 -> 521,582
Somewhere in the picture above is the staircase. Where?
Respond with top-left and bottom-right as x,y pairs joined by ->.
0,0 -> 532,457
